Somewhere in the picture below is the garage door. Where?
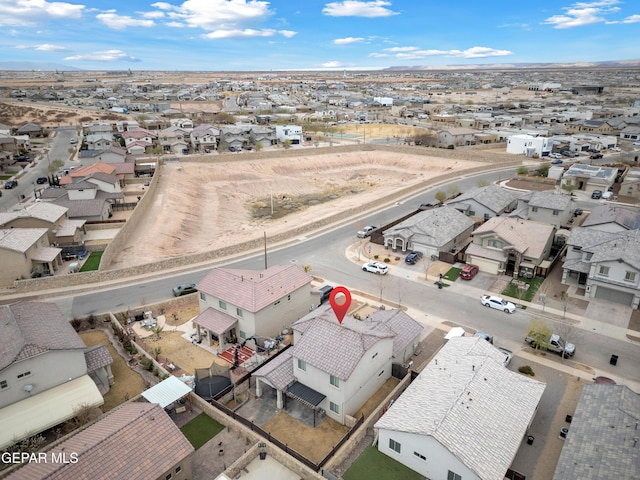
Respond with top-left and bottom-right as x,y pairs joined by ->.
469,256 -> 499,275
594,286 -> 634,306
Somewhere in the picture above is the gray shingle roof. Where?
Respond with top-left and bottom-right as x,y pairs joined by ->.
527,191 -> 572,210
375,336 -> 546,480
383,206 -> 474,247
581,205 -> 640,231
552,385 -> 640,480
197,265 -> 312,313
567,227 -> 640,270
365,309 -> 423,359
0,301 -> 86,371
0,203 -> 67,227
448,184 -> 523,214
7,403 -> 194,480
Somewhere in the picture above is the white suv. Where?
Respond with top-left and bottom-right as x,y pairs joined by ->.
362,262 -> 388,275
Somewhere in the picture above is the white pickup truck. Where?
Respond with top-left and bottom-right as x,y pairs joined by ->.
525,332 -> 576,358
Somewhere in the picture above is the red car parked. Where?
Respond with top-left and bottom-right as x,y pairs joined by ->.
459,264 -> 479,280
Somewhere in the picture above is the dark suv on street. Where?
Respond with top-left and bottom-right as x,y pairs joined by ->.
4,180 -> 18,189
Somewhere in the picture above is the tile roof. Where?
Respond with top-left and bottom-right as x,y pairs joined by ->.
30,246 -> 62,262
291,305 -> 402,381
197,265 -> 312,313
0,301 -> 86,371
448,185 -> 523,215
581,205 -> 640,231
553,385 -> 640,480
375,337 -> 546,480
383,206 -> 474,248
0,228 -> 48,253
56,219 -> 86,237
566,227 -> 640,270
527,191 -> 572,210
6,403 -> 194,480
363,309 -> 424,359
192,307 -> 237,335
252,350 -> 294,390
84,345 -> 113,372
472,216 -> 555,258
0,203 -> 67,227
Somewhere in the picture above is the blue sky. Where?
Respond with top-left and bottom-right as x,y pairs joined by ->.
1,0 -> 639,71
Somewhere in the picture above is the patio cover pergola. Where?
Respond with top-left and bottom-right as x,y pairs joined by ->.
142,375 -> 192,409
285,381 -> 326,427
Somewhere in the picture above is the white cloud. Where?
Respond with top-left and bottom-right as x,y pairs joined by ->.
141,11 -> 165,19
334,37 -> 364,45
0,0 -> 84,27
381,45 -> 513,60
64,49 -> 140,62
203,28 -> 296,39
35,43 -> 66,51
97,13 -> 155,30
543,0 -> 620,29
621,14 -> 640,23
321,61 -> 342,68
323,1 -> 399,18
165,0 -> 272,31
368,52 -> 389,58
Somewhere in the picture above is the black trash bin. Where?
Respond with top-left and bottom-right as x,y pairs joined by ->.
526,435 -> 534,445
610,354 -> 619,366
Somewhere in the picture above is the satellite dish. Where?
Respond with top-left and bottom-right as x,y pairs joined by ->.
23,384 -> 33,393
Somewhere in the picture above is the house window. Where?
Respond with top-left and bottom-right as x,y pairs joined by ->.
468,210 -> 475,216
0,380 -> 7,389
585,252 -> 593,260
531,206 -> 538,213
236,307 -> 243,317
448,471 -> 462,480
625,271 -> 636,282
199,292 -> 205,301
552,210 -> 559,216
330,402 -> 339,414
16,371 -> 31,379
239,330 -> 246,339
488,239 -> 503,249
483,213 -> 490,220
628,187 -> 634,195
413,451 -> 426,461
175,466 -> 182,474
330,375 -> 340,388
298,359 -> 306,371
219,300 -> 227,310
389,438 -> 401,453
599,266 -> 610,277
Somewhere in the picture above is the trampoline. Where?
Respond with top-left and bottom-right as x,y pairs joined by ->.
195,375 -> 231,400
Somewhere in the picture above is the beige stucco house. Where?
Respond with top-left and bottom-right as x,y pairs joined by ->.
193,265 -> 313,353
466,216 -> 556,278
0,228 -> 61,284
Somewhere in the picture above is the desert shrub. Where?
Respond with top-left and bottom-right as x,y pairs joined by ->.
383,257 -> 391,263
70,318 -> 82,332
518,365 -> 535,376
139,357 -> 153,371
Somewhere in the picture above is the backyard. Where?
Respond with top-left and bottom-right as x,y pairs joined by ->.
180,413 -> 225,450
343,446 -> 425,480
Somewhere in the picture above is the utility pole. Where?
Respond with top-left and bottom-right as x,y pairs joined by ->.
263,231 -> 268,270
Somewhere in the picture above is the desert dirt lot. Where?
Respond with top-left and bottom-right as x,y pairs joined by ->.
110,150 -> 485,268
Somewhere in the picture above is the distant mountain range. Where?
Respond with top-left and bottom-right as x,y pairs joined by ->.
385,59 -> 640,71
0,61 -> 82,71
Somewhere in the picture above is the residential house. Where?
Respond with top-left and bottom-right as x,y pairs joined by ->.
253,305 -> 423,424
375,336 -> 545,480
511,191 -> 574,228
0,301 -> 112,450
382,206 -> 474,258
561,164 -> 617,196
552,384 -> 640,480
620,167 -> 640,199
250,125 -> 277,148
437,127 -> 478,147
158,125 -> 190,154
506,134 -> 553,157
619,125 -> 640,141
466,216 -> 556,277
190,124 -> 220,152
122,128 -> 156,154
193,265 -> 313,353
580,205 -> 640,233
219,125 -> 250,151
15,122 -> 43,137
447,184 -> 523,220
0,202 -> 85,246
561,227 -> 640,308
0,228 -> 62,283
83,132 -> 115,150
5,403 -> 193,480
275,125 -> 303,145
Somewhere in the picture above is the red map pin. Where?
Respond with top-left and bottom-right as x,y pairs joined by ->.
329,286 -> 351,324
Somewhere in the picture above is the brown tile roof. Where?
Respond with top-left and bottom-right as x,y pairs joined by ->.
0,301 -> 86,371
197,265 -> 312,313
192,307 -> 238,335
0,228 -> 48,253
6,403 -> 194,480
84,345 -> 113,372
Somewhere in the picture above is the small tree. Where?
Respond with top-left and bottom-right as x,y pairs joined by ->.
435,190 -> 447,204
151,325 -> 164,341
527,318 -> 552,351
538,162 -> 551,177
517,165 -> 529,175
447,184 -> 460,198
48,159 -> 64,175
152,346 -> 162,360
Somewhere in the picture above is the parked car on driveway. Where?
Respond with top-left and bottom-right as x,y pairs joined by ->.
172,283 -> 197,297
481,295 -> 516,313
405,251 -> 423,265
591,190 -> 602,199
357,225 -> 377,238
36,177 -> 48,184
362,262 -> 388,275
459,264 -> 479,280
497,347 -> 513,367
590,152 -> 603,159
